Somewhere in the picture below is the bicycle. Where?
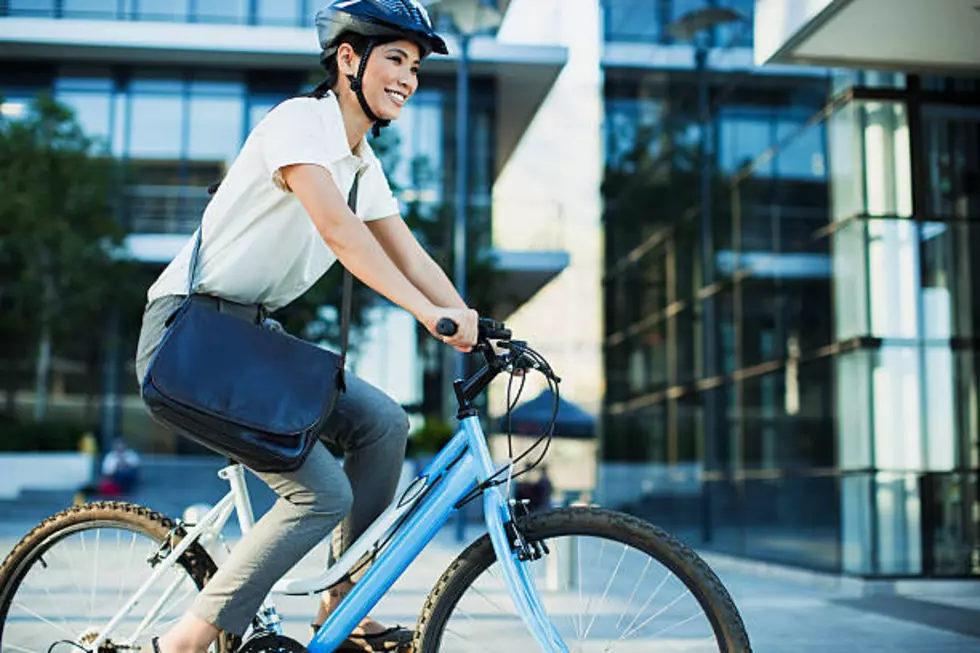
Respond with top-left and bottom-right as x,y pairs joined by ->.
0,318 -> 752,653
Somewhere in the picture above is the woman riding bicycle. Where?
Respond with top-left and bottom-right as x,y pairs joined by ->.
133,1 -> 478,651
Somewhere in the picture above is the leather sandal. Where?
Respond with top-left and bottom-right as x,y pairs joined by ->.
310,624 -> 413,652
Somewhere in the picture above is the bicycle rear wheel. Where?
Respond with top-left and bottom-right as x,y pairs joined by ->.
0,501 -> 240,653
414,507 -> 751,652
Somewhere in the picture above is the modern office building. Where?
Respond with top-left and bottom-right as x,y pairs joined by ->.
0,0 -> 577,452
598,0 -> 979,578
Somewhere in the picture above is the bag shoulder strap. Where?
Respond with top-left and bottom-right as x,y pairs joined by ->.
337,175 -> 358,391
185,175 -> 360,390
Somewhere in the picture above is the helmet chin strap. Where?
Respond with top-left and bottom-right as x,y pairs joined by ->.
346,40 -> 391,139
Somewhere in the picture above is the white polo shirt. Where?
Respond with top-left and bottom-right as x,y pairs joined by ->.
146,92 -> 400,312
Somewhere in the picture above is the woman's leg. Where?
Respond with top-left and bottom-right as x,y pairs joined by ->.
157,444 -> 353,652
312,373 -> 410,630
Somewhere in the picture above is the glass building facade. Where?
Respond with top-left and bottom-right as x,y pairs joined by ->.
600,0 -> 980,577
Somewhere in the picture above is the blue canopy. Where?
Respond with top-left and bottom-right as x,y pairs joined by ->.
495,392 -> 595,439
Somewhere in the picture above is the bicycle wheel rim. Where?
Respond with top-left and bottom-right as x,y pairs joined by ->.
0,519 -> 209,652
418,510 -> 748,653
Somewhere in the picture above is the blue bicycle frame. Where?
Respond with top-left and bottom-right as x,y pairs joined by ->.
305,414 -> 569,653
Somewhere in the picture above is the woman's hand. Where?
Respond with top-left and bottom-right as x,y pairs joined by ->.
422,307 -> 479,353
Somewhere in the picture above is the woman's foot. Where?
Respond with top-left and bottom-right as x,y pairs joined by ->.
152,612 -> 219,653
313,582 -> 413,647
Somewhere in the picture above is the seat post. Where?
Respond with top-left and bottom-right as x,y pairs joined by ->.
218,459 -> 256,535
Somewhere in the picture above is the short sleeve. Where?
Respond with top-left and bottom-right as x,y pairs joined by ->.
259,99 -> 347,192
357,153 -> 401,221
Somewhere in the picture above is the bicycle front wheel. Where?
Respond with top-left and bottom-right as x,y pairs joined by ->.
414,507 -> 751,653
0,501 -> 241,653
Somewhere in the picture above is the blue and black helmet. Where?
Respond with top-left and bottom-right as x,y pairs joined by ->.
315,0 -> 448,135
316,0 -> 448,59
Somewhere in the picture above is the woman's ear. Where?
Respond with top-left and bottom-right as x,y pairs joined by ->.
336,43 -> 359,77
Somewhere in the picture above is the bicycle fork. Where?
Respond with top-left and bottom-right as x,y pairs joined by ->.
483,487 -> 570,653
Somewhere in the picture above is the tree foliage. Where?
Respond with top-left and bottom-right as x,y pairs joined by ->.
0,92 -> 144,420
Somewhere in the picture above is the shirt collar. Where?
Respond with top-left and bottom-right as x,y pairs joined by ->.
319,91 -> 375,173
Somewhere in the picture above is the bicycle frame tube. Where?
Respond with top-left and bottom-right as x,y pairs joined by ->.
308,416 -> 568,653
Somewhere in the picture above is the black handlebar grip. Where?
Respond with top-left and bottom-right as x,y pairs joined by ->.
436,318 -> 458,336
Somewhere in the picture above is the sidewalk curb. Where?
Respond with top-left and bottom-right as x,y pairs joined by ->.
699,551 -> 980,599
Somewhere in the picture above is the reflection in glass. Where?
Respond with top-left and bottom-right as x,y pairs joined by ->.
920,222 -> 954,340
922,105 -> 980,220
388,90 -> 443,207
62,0 -> 117,18
875,472 -> 922,575
257,0 -> 301,26
841,473 -> 873,574
603,0 -> 661,43
188,95 -> 244,165
56,91 -> 112,147
836,350 -> 872,470
832,220 -> 868,340
872,347 -> 922,471
867,218 -> 919,339
196,0 -> 248,23
7,0 -> 55,16
862,102 -> 912,218
129,95 -> 184,158
923,347 -> 956,471
138,0 -> 189,21
775,117 -> 825,179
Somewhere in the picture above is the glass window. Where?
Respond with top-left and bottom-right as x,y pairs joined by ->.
187,95 -> 243,165
57,92 -> 112,148
195,0 -> 248,23
62,0 -> 118,18
862,101 -> 912,218
775,117 -> 826,180
828,102 -> 864,222
718,110 -> 773,176
921,105 -> 980,220
604,0 -> 662,43
923,346 -> 957,471
872,346 -> 923,470
390,90 -> 443,207
128,94 -> 185,159
867,218 -> 919,339
257,0 -> 301,26
832,220 -> 869,340
836,350 -> 872,470
7,0 -> 56,16
137,0 -> 189,21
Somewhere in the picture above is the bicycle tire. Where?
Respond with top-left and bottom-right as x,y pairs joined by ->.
0,501 -> 241,653
413,507 -> 751,652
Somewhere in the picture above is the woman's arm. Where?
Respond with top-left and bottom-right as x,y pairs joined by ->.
283,164 -> 477,350
367,214 -> 467,310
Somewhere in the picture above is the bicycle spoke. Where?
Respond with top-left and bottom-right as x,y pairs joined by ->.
615,556 -> 652,631
575,535 -> 585,645
90,528 -> 101,621
620,586 -> 693,641
443,626 -> 499,653
11,599 -> 78,639
581,543 -> 628,641
618,566 -> 672,637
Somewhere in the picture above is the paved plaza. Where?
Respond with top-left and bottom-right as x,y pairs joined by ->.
1,459 -> 978,652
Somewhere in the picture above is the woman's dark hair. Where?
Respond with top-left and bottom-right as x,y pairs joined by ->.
308,31 -> 402,99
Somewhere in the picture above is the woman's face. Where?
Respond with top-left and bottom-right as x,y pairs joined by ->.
346,39 -> 422,121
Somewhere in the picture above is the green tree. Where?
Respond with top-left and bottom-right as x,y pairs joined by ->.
0,92 -> 139,422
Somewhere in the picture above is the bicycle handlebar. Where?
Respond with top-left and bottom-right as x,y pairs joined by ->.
436,317 -> 512,342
